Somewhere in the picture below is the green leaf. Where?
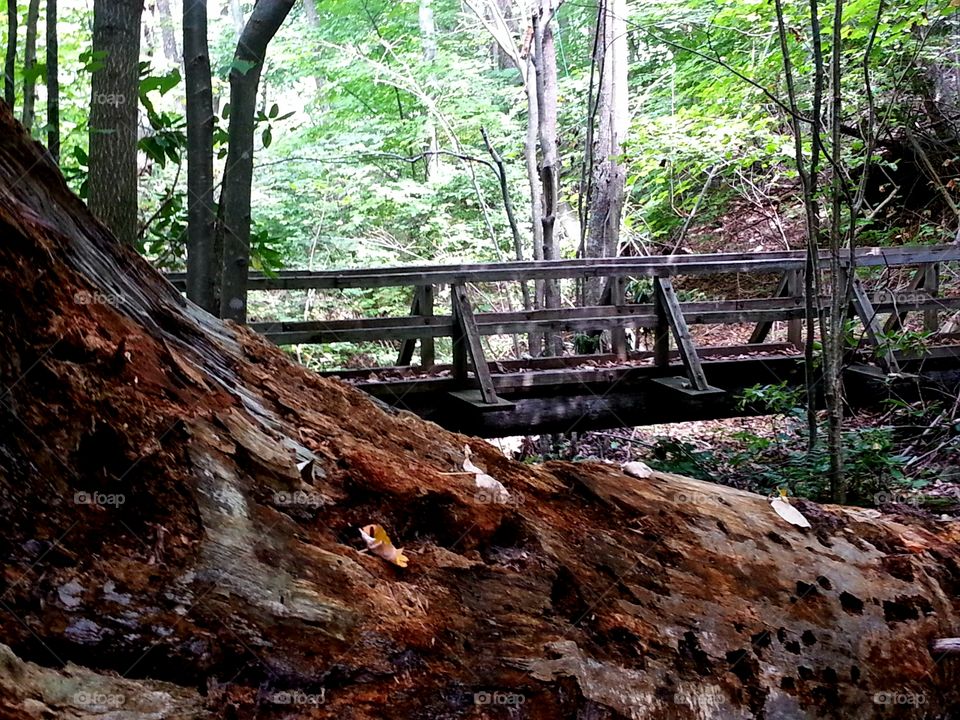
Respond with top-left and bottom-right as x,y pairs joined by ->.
262,126 -> 273,148
230,59 -> 258,76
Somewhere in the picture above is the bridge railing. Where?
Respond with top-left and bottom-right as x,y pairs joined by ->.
165,245 -> 960,407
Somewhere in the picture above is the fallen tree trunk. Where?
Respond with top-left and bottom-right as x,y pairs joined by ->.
0,103 -> 959,719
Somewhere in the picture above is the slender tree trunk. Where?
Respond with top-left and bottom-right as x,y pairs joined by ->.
184,0 -> 215,312
525,53 -> 545,356
533,1 -> 561,354
218,0 -> 295,322
825,0 -> 846,502
155,0 -> 179,65
229,0 -> 244,32
20,0 -> 39,131
3,1 -> 18,113
88,0 -> 144,246
303,0 -> 318,24
583,0 -> 628,306
419,0 -> 440,181
46,0 -> 60,161
3,0 -> 14,110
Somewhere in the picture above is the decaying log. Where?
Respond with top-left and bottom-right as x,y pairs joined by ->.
1,102 -> 960,719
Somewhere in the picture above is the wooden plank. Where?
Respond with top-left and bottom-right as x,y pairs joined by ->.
851,277 -> 900,374
321,342 -> 799,383
655,277 -> 709,391
395,288 -> 422,365
925,262 -> 940,334
748,272 -> 790,344
166,245 -> 960,291
452,284 -> 499,404
787,270 -> 803,347
610,276 -> 627,360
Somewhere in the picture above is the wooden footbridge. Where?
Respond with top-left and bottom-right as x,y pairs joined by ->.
169,245 -> 960,436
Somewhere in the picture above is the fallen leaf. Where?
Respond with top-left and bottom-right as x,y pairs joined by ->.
771,496 -> 811,528
360,524 -> 409,568
622,461 -> 653,479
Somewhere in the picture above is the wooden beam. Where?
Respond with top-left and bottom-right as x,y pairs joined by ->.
395,288 -> 422,366
451,284 -> 499,405
925,262 -> 940,334
610,276 -> 627,360
749,271 -> 791,344
654,277 -> 709,391
166,245 -> 960,292
851,277 -> 900,374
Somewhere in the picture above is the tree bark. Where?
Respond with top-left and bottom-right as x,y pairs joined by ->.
217,0 -> 295,322
583,0 -> 628,307
419,0 -> 440,181
2,103 -> 960,718
46,0 -> 60,161
532,1 -> 561,355
20,0 -> 39,131
3,0 -> 14,109
155,0 -> 179,65
88,0 -> 144,246
183,0 -> 216,313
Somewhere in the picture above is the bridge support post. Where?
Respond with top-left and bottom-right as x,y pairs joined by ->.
653,276 -> 670,368
396,285 -> 435,368
787,270 -> 803,348
851,277 -> 900,374
654,277 -> 711,391
451,284 -> 504,406
924,263 -> 940,334
610,275 -> 627,360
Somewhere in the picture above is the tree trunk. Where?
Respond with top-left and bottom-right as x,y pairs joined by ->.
1,104 -> 960,718
88,0 -> 144,246
218,0 -> 295,322
3,0 -> 14,109
46,0 -> 60,161
155,0 -> 179,65
20,0 -> 39,131
183,0 -> 216,313
583,0 -> 627,307
532,1 -> 561,355
419,0 -> 440,181
525,54 -> 545,356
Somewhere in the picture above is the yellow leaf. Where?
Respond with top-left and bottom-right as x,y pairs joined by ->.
360,524 -> 409,568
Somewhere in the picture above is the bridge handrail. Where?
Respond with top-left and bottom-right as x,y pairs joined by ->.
166,245 -> 960,291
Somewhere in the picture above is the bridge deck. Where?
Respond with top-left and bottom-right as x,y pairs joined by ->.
328,343 -> 960,436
